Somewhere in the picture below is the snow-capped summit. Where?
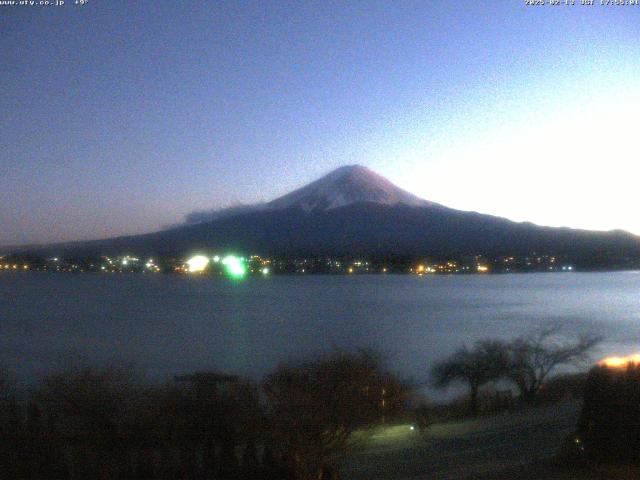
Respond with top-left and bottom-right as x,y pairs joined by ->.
182,165 -> 437,225
266,165 -> 437,212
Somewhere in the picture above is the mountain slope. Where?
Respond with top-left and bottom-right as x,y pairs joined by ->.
27,202 -> 640,265
10,165 -> 640,263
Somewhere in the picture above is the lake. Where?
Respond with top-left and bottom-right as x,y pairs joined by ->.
1,271 -> 639,392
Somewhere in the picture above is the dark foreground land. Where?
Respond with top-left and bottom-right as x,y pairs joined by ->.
343,402 -> 582,480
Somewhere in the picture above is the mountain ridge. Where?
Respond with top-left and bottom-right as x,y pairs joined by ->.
5,165 -> 640,264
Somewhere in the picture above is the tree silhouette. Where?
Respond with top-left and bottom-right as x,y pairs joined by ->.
507,328 -> 600,403
263,350 -> 407,480
432,340 -> 509,416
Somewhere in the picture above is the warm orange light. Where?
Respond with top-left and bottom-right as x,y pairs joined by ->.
598,354 -> 640,368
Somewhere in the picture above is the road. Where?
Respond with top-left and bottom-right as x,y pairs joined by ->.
341,402 -> 580,480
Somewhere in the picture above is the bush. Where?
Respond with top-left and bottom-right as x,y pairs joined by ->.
0,353 -> 407,480
575,364 -> 640,465
263,350 -> 408,480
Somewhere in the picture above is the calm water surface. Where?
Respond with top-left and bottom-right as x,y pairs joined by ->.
1,272 -> 639,387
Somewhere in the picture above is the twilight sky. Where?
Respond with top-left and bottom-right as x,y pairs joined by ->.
1,1 -> 639,246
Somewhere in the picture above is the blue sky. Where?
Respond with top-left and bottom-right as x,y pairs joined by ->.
1,1 -> 639,245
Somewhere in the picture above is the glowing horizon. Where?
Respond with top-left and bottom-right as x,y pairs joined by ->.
598,354 -> 640,369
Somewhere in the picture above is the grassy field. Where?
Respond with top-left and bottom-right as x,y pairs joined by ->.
341,402 -> 582,479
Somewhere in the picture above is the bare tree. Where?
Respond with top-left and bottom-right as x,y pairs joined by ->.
507,328 -> 601,403
263,350 -> 407,480
432,340 -> 509,416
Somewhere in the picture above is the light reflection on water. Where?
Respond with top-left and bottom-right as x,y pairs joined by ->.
1,271 -> 639,393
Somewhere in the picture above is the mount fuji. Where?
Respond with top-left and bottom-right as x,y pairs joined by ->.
10,165 -> 640,263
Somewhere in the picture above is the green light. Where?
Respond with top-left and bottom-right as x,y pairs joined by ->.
262,267 -> 269,275
222,255 -> 246,278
